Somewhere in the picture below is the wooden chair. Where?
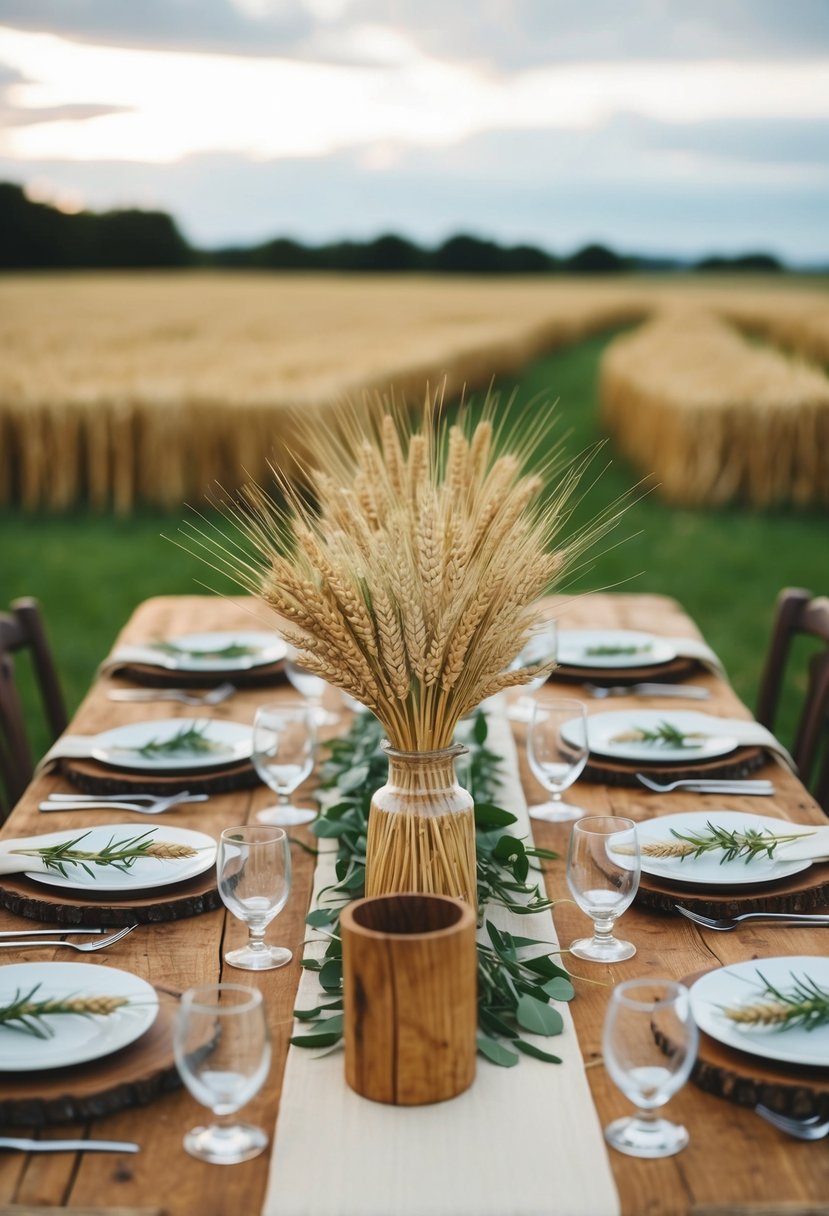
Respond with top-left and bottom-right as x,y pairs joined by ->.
0,598 -> 68,818
756,587 -> 829,809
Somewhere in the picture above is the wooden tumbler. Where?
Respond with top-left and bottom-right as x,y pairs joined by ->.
340,893 -> 477,1106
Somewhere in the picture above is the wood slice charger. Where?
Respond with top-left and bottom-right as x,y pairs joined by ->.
551,655 -> 699,686
108,660 -> 287,689
59,754 -> 261,797
637,861 -> 829,918
658,970 -> 829,1120
583,746 -> 766,788
0,987 -> 181,1127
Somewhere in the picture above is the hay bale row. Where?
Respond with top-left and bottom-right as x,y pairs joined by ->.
600,309 -> 829,508
0,273 -> 648,511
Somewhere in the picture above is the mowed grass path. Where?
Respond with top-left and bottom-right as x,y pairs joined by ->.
2,329 -> 827,760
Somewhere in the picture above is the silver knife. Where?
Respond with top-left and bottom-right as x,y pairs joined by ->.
0,927 -> 108,937
0,1136 -> 139,1153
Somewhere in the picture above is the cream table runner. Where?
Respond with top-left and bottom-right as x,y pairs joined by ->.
263,708 -> 620,1216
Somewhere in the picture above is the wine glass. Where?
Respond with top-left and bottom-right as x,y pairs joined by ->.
603,979 -> 698,1158
252,700 -> 316,826
284,652 -> 339,727
566,816 -> 640,962
507,623 -> 558,723
174,983 -> 272,1165
527,697 -> 588,821
217,825 -> 292,970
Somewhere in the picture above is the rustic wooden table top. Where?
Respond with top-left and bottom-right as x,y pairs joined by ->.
1,592 -> 827,1216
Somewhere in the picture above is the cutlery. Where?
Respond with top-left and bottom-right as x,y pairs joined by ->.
584,682 -> 711,700
636,774 -> 775,795
0,924 -> 137,952
107,681 -> 236,706
0,926 -> 111,937
755,1105 -> 829,1140
0,1136 -> 140,1154
40,791 -> 209,815
675,905 -> 829,932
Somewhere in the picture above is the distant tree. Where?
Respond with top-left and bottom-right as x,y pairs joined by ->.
565,243 -> 629,274
433,233 -> 505,273
252,237 -> 316,269
361,233 -> 425,272
501,243 -> 556,273
695,252 -> 783,273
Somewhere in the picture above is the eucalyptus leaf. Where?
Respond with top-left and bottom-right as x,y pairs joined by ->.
474,803 -> 517,829
291,1030 -> 344,1049
516,995 -> 564,1037
514,1039 -> 563,1064
543,977 -> 575,1002
473,713 -> 489,745
476,1034 -> 520,1067
319,959 -> 343,992
339,764 -> 370,794
305,908 -> 337,929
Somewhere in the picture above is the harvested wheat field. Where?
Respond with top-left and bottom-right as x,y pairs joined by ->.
1,271 -> 827,511
600,308 -> 829,507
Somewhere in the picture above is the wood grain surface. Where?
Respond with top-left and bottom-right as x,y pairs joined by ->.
0,592 -> 827,1216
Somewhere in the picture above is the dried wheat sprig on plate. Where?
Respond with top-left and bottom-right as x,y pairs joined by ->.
180,386 -> 624,750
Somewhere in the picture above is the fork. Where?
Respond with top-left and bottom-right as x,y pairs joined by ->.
107,682 -> 236,706
674,905 -> 829,931
755,1105 -> 829,1140
584,682 -> 711,700
636,773 -> 775,795
0,924 -> 137,951
39,791 -> 208,815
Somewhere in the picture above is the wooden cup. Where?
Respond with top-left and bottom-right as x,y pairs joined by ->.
340,893 -> 477,1106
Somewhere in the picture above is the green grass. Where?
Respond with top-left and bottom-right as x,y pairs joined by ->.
2,327 -> 827,765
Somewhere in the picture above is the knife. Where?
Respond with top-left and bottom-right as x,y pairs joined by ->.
0,1136 -> 139,1153
0,927 -> 108,937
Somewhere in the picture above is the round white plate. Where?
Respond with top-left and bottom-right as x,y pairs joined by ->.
635,811 -> 813,886
690,956 -> 829,1068
0,962 -> 159,1072
90,717 -> 253,772
25,824 -> 217,894
128,631 -> 286,672
566,709 -> 739,764
557,629 -> 675,669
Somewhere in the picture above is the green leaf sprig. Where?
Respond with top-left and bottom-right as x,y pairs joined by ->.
723,971 -> 829,1032
125,721 -> 229,758
611,720 -> 704,748
12,828 -> 199,877
585,643 -> 651,657
151,640 -> 260,660
631,821 -> 813,866
0,984 -> 130,1038
291,710 -> 572,1067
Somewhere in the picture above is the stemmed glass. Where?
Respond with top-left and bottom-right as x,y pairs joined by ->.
174,983 -> 272,1165
566,816 -> 640,962
507,623 -> 558,723
284,653 -> 339,727
252,701 -> 316,826
527,697 -> 588,821
217,825 -> 292,970
603,979 -> 698,1158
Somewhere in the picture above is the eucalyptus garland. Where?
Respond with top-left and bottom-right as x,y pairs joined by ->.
292,710 -> 575,1067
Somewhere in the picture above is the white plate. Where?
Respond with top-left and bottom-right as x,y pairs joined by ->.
566,709 -> 739,764
0,962 -> 159,1072
635,811 -> 813,886
90,718 -> 253,772
24,824 -> 217,894
125,631 -> 286,672
690,956 -> 829,1068
557,629 -> 675,669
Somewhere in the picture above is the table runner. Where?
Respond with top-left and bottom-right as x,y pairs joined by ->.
263,708 -> 620,1216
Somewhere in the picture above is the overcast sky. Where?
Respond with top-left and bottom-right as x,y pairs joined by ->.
1,1 -> 828,261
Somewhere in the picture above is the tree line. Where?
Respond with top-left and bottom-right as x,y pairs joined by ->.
0,181 -> 784,274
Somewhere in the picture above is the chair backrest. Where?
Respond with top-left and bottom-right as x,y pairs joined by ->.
756,587 -> 829,807
0,598 -> 68,817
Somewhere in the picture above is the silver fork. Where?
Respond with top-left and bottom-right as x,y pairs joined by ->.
636,773 -> 775,795
584,682 -> 710,700
755,1105 -> 829,1140
39,791 -> 208,815
674,905 -> 829,931
0,924 -> 137,952
107,682 -> 236,706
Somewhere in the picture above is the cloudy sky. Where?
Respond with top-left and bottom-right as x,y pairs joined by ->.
1,1 -> 828,262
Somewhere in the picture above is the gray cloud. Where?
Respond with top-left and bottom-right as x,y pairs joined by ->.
1,0 -> 828,66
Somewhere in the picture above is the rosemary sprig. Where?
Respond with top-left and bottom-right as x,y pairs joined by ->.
723,971 -> 829,1032
0,983 -> 130,1039
151,640 -> 260,660
291,711 -> 573,1067
585,643 -> 651,656
120,721 -> 229,758
12,829 -> 200,877
610,720 -> 704,748
659,822 -> 809,865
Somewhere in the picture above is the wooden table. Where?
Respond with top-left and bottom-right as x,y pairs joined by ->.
1,593 -> 828,1216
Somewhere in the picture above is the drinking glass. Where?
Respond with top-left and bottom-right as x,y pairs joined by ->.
217,825 -> 292,970
527,697 -> 588,821
174,983 -> 272,1165
284,654 -> 339,727
603,979 -> 698,1158
566,816 -> 640,962
252,701 -> 316,826
507,623 -> 558,723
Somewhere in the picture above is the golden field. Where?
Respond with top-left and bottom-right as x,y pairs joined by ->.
1,271 -> 828,510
